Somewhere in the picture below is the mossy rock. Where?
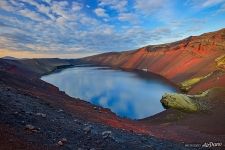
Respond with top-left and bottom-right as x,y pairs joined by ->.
161,93 -> 198,112
160,90 -> 211,112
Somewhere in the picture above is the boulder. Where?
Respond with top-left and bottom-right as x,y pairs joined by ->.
102,131 -> 112,139
160,93 -> 198,112
83,126 -> 92,134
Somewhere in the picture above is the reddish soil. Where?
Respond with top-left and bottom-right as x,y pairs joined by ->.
83,28 -> 225,144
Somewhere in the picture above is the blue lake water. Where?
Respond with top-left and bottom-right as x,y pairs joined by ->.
41,66 -> 177,119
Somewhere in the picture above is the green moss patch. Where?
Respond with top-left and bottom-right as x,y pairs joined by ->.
160,90 -> 210,112
215,54 -> 225,70
180,73 -> 212,92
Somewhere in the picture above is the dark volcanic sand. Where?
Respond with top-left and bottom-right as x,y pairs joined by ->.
0,58 -> 189,149
0,78 -> 186,150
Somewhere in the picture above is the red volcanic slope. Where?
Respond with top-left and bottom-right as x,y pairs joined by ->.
84,28 -> 225,92
83,28 -> 225,142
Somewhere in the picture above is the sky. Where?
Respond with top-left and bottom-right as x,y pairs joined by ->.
0,0 -> 225,58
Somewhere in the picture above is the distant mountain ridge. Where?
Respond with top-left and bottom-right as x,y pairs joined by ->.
2,56 -> 19,60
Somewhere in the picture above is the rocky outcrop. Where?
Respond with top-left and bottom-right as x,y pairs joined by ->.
160,93 -> 198,112
160,89 -> 210,112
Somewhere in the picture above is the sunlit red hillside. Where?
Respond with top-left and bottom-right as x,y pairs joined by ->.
84,28 -> 225,94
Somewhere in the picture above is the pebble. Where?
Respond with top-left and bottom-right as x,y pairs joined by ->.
58,109 -> 63,112
57,138 -> 67,146
57,141 -> 63,146
14,111 -> 19,115
36,112 -> 46,118
25,124 -> 35,130
25,124 -> 38,132
102,131 -> 112,139
61,138 -> 67,143
83,126 -> 92,134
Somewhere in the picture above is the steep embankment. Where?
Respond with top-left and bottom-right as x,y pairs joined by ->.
83,28 -> 225,94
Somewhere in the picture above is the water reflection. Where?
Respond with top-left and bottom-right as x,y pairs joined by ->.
41,67 -> 177,119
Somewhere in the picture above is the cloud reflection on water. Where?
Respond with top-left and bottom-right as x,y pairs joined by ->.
42,67 -> 177,119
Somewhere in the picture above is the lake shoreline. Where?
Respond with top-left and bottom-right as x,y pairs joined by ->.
41,66 -> 178,119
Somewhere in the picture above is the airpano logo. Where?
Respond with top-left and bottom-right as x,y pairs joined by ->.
185,142 -> 223,148
202,142 -> 222,148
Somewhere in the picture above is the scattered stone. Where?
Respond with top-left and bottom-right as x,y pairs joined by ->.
36,112 -> 46,118
87,136 -> 92,140
25,111 -> 33,115
58,109 -> 63,112
146,145 -> 153,148
57,138 -> 67,146
25,124 -> 35,130
9,139 -> 13,142
102,131 -> 112,139
90,148 -> 95,150
25,124 -> 38,132
57,140 -> 63,146
61,138 -> 67,143
78,148 -> 83,150
83,126 -> 92,134
13,111 -> 18,115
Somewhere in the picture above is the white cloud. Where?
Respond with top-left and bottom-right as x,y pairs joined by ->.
94,8 -> 109,17
118,13 -> 139,24
102,27 -> 114,35
186,0 -> 225,8
19,9 -> 46,22
51,1 -> 69,19
98,0 -> 128,12
134,0 -> 167,14
0,1 -> 17,12
72,2 -> 82,12
202,0 -> 225,7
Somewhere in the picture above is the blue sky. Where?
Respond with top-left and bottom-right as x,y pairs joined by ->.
0,0 -> 225,58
